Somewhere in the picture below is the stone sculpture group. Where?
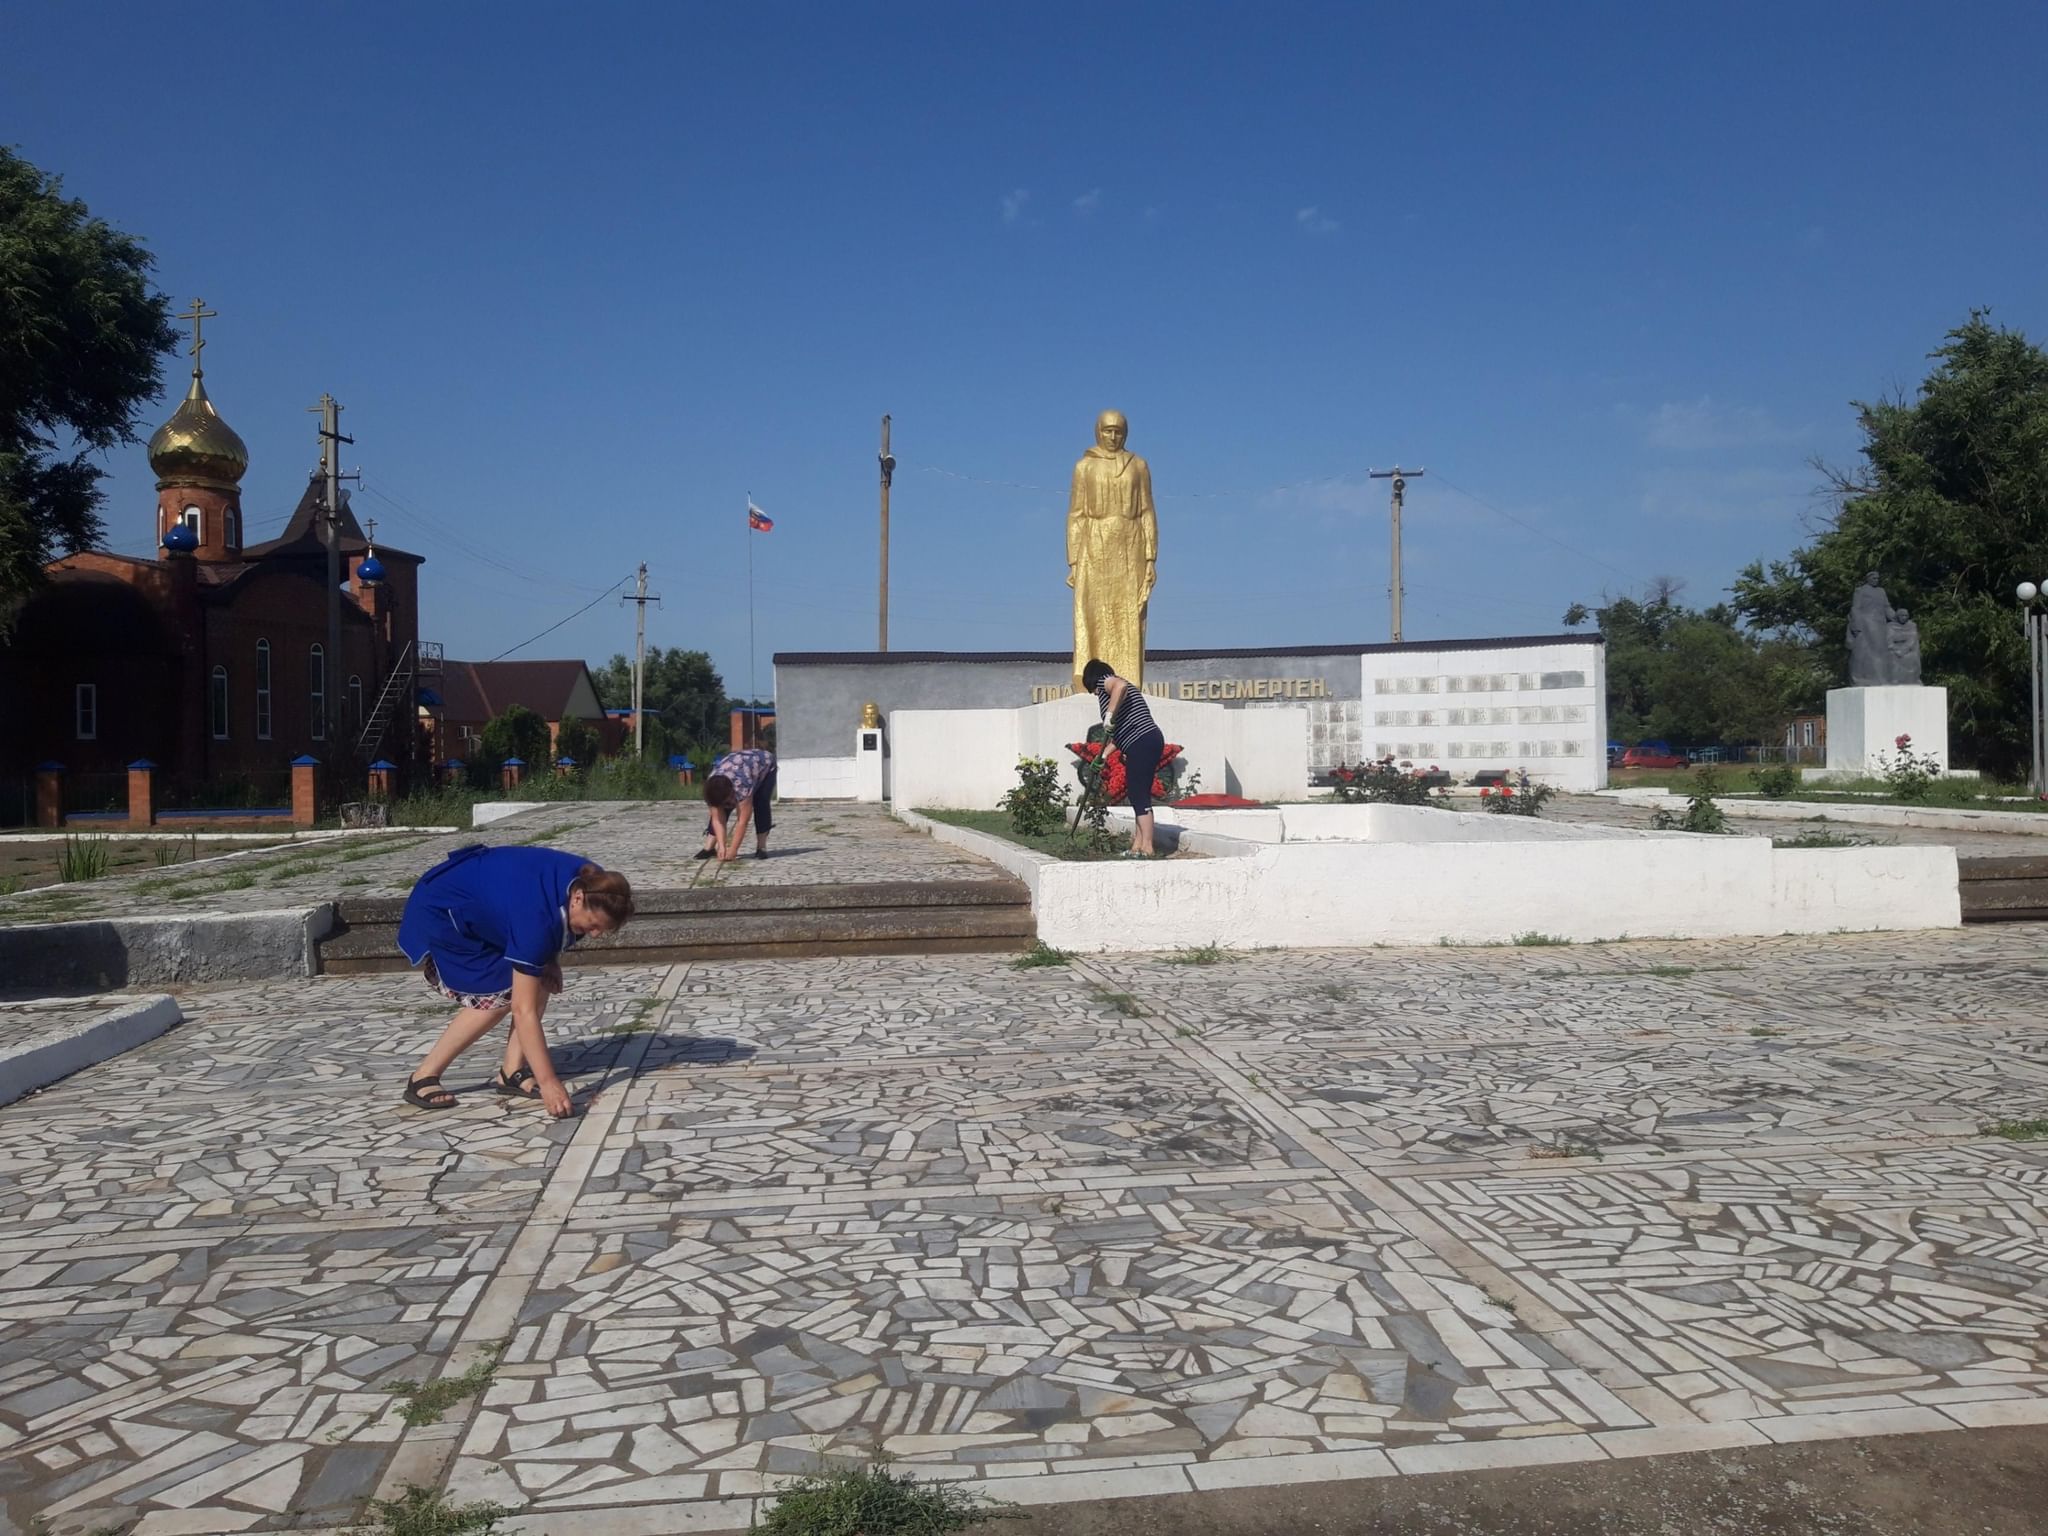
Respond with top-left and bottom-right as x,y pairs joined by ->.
1846,572 -> 1923,687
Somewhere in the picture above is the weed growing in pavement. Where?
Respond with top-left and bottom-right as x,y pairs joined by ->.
351,1485 -> 510,1536
1011,941 -> 1071,969
1748,1025 -> 1788,1038
385,1342 -> 504,1427
1314,981 -> 1354,1001
1166,943 -> 1227,965
0,874 -> 20,897
219,873 -> 256,891
602,997 -> 662,1035
1773,828 -> 1875,849
1530,1140 -> 1604,1161
1513,932 -> 1570,947
752,1456 -> 1017,1534
1091,989 -> 1144,1018
1982,1117 -> 2048,1141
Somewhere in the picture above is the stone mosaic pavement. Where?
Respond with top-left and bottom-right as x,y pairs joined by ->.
0,803 -> 994,927
2,927 -> 2046,1533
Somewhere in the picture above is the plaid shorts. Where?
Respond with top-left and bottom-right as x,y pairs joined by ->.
422,956 -> 511,1012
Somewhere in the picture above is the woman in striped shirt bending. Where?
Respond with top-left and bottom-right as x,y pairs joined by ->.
1082,657 -> 1166,859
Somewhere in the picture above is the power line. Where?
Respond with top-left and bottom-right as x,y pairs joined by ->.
487,577 -> 629,662
1426,472 -> 1637,582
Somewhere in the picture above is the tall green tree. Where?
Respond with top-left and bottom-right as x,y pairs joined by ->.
0,148 -> 178,625
1567,583 -> 1822,754
590,646 -> 727,754
554,714 -> 601,768
1732,312 -> 2048,773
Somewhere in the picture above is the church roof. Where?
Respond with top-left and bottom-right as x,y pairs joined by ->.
438,660 -> 605,723
243,478 -> 421,562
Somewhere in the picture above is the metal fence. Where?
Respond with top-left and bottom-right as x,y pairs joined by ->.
61,771 -> 129,819
157,769 -> 294,814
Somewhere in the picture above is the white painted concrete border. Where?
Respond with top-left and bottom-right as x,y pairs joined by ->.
474,801 -> 548,827
0,994 -> 181,1106
898,803 -> 1959,951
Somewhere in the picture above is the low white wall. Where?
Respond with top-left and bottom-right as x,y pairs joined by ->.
778,755 -> 859,800
1031,836 -> 1959,952
1225,706 -> 1309,801
474,801 -> 546,827
1597,789 -> 2048,839
1118,801 -> 1663,846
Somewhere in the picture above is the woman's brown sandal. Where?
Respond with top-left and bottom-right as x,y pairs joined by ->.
403,1074 -> 457,1111
493,1065 -> 542,1100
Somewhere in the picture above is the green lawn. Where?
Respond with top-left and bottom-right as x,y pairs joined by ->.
917,808 -> 1135,861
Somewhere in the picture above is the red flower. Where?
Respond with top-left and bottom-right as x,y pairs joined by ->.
1895,733 -> 1912,750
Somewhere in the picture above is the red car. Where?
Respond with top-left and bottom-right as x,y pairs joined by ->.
1621,743 -> 1688,769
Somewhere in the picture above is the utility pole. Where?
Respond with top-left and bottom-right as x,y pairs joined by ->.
878,414 -> 895,651
310,395 -> 356,746
1369,466 -> 1425,643
620,563 -> 662,756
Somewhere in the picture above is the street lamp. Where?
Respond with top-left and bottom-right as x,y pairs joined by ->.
2019,583 -> 2048,795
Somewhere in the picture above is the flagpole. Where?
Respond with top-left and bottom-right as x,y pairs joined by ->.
746,493 -> 756,732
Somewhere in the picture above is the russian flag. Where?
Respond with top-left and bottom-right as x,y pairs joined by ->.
747,502 -> 774,533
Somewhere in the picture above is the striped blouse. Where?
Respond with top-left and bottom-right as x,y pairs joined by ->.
1095,678 -> 1163,751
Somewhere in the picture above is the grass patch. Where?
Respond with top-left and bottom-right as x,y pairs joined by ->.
1748,1025 -> 1788,1038
58,834 -> 113,882
1773,827 -> 1880,849
0,874 -> 20,897
386,1343 -> 503,1427
1981,1117 -> 2048,1141
350,1484 -> 510,1536
918,807 -> 1131,861
1011,941 -> 1071,969
754,1457 -> 1017,1534
1530,1140 -> 1604,1161
219,872 -> 256,891
1313,981 -> 1354,1001
1513,932 -> 1570,947
1091,988 -> 1144,1018
1165,942 -> 1227,965
265,861 -> 324,883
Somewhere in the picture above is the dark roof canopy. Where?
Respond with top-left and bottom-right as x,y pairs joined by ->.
244,479 -> 421,562
439,659 -> 603,722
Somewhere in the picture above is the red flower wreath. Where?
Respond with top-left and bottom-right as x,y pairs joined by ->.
1067,739 -> 1184,804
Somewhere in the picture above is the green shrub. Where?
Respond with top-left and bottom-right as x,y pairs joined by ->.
1653,768 -> 1729,834
58,834 -> 112,882
1750,762 -> 1800,797
999,756 -> 1070,838
1330,756 -> 1446,806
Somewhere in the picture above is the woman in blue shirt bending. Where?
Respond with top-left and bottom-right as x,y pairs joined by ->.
397,845 -> 635,1117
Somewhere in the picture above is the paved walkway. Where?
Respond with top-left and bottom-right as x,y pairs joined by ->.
3,926 -> 2045,1532
0,804 -> 996,926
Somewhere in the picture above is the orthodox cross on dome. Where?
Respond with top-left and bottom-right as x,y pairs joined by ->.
365,517 -> 377,544
176,298 -> 217,376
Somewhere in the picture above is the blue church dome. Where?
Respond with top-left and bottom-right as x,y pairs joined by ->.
358,552 -> 386,584
162,521 -> 199,553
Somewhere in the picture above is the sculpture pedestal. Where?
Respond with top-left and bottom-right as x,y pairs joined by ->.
1825,685 -> 1949,774
855,726 -> 886,803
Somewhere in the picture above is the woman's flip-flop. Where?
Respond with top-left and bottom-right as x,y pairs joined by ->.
403,1074 -> 457,1111
493,1065 -> 542,1100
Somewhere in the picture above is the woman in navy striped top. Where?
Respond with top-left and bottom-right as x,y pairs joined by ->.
1082,657 -> 1167,858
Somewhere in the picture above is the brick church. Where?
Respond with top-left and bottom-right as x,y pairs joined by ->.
0,315 -> 434,798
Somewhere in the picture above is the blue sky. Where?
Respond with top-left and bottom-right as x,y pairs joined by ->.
10,1 -> 2047,701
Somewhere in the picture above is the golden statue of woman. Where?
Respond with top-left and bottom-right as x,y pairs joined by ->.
1067,409 -> 1157,690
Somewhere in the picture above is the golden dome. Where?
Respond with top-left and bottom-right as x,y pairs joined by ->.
148,373 -> 248,490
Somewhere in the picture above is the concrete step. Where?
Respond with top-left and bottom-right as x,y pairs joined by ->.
318,877 -> 1036,972
1958,856 -> 2048,922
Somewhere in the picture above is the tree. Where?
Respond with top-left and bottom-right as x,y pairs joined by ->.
478,704 -> 552,772
1732,313 -> 2048,774
1,148 -> 178,626
589,646 -> 727,755
1568,586 -> 1822,755
554,714 -> 601,768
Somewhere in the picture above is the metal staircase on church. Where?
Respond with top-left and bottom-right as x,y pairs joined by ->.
358,640 -> 443,760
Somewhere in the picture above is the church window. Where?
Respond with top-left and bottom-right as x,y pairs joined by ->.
348,675 -> 364,733
210,666 -> 229,740
75,684 -> 97,740
310,645 -> 326,741
226,507 -> 240,548
255,640 -> 272,740
182,506 -> 202,538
